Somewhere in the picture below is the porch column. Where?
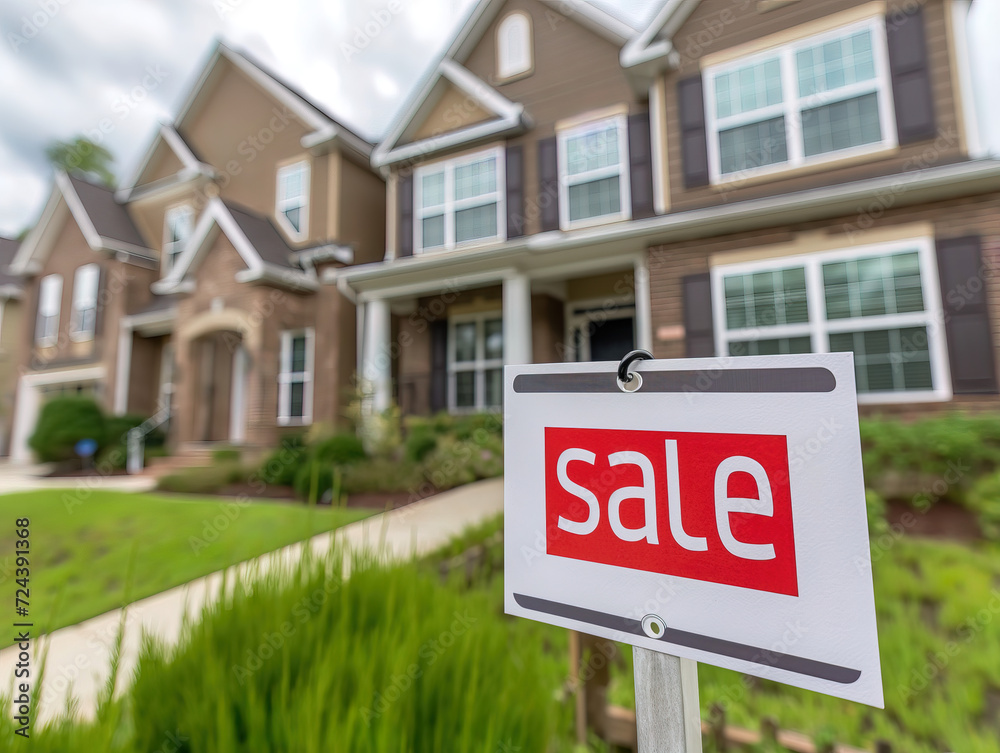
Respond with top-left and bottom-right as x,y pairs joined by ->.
113,322 -> 134,415
503,273 -> 533,365
634,256 -> 654,352
362,298 -> 392,413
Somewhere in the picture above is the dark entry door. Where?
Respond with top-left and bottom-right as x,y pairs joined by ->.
589,317 -> 635,362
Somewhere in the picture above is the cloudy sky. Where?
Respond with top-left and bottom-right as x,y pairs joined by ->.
0,0 -> 997,238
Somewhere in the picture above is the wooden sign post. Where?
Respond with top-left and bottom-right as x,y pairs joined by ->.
634,649 -> 702,753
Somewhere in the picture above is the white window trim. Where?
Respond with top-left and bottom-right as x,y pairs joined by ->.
414,146 -> 506,254
497,12 -> 533,81
278,328 -> 315,425
70,263 -> 100,343
557,113 -> 632,231
276,160 -> 311,242
711,237 -> 952,404
163,204 -> 194,277
703,17 -> 898,186
35,274 -> 62,348
448,312 -> 504,413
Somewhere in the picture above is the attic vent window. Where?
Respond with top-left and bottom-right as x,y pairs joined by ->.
497,12 -> 532,80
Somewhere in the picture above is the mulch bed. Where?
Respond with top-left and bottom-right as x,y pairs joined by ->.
886,500 -> 982,542
214,484 -> 437,511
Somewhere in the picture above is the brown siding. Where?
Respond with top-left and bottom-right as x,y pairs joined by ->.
393,0 -> 644,239
136,140 -> 186,188
663,0 -> 964,212
647,192 -> 1000,415
338,155 -> 387,266
531,293 -> 565,364
179,58 -> 321,248
409,83 -> 494,143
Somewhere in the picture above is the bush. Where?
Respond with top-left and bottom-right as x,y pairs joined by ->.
212,447 -> 242,463
865,489 -> 889,537
404,423 -> 439,462
312,434 -> 366,466
29,397 -> 107,463
293,461 -> 345,503
257,437 -> 309,487
967,472 -> 1000,540
861,413 -> 1000,503
156,463 -> 246,495
341,457 -> 425,495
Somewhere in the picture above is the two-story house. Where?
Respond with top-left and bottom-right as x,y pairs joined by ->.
8,43 -> 385,462
342,0 -> 1000,418
0,237 -> 24,456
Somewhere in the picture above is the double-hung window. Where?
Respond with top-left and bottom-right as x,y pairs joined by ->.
36,274 -> 62,347
70,264 -> 100,341
449,314 -> 504,412
713,238 -> 950,402
558,114 -> 631,229
278,329 -> 314,425
276,161 -> 310,241
704,18 -> 895,182
163,205 -> 194,275
416,148 -> 504,253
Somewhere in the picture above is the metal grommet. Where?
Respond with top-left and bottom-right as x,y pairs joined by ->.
641,614 -> 667,640
617,349 -> 653,393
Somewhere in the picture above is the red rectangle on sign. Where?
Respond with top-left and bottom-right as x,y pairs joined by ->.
545,427 -> 798,596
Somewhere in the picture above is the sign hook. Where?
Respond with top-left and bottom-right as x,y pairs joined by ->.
618,349 -> 653,390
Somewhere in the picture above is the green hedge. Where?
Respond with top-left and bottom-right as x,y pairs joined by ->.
29,397 -> 107,463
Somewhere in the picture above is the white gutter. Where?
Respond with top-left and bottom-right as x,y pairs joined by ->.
340,158 -> 1000,289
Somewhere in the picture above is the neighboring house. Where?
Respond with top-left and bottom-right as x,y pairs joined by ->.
9,42 -> 385,462
0,237 -> 25,456
340,0 -> 1000,417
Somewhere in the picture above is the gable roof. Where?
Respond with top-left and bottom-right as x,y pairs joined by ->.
372,0 -> 638,168
11,172 -> 156,276
120,41 -> 378,201
0,237 -> 23,298
621,0 -> 701,71
117,125 -> 217,203
153,198 -> 319,295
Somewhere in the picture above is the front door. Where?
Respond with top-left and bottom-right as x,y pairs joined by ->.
568,303 -> 636,362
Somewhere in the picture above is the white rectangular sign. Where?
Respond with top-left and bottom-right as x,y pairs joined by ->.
504,353 -> 882,707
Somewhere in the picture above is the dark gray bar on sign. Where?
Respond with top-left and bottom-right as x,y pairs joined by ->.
513,593 -> 860,684
512,368 -> 836,394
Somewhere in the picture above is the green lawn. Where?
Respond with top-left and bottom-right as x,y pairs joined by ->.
0,491 -> 371,635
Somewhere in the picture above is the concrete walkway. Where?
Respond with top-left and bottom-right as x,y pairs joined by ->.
0,477 -> 504,724
0,461 -> 158,495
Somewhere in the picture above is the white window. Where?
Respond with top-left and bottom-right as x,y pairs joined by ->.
415,147 -> 505,253
558,114 -> 631,230
36,274 -> 62,346
163,205 -> 194,275
497,12 -> 532,80
278,328 -> 314,425
449,313 -> 504,412
70,264 -> 100,341
276,161 -> 310,241
703,18 -> 896,183
712,238 -> 951,403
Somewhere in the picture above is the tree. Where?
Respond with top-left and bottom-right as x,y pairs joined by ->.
45,136 -> 115,187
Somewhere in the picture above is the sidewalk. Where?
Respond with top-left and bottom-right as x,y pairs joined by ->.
0,461 -> 158,495
0,477 -> 504,724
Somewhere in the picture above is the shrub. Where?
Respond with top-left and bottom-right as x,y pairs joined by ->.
29,397 -> 107,463
312,434 -> 367,466
967,472 -> 1000,540
865,489 -> 889,537
212,447 -> 242,463
341,457 -> 425,495
423,438 -> 478,491
257,438 -> 309,487
293,461 -> 345,503
156,463 -> 246,495
860,413 -> 1000,506
404,423 -> 439,462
